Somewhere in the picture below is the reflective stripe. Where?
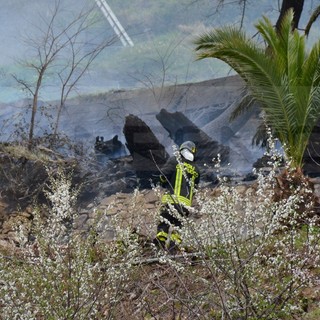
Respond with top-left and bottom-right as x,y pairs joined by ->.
183,162 -> 199,177
161,194 -> 191,207
171,232 -> 182,244
161,161 -> 198,207
161,194 -> 177,204
174,164 -> 183,196
156,231 -> 168,241
189,171 -> 196,204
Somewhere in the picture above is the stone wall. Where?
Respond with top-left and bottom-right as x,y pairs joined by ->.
1,177 -> 320,252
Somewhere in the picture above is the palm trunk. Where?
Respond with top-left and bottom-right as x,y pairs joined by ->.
275,0 -> 304,31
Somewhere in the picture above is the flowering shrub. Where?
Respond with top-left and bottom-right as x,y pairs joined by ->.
180,174 -> 320,318
1,136 -> 320,319
150,136 -> 320,319
0,167 -> 140,319
116,135 -> 320,319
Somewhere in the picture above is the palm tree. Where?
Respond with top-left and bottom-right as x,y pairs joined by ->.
194,9 -> 320,170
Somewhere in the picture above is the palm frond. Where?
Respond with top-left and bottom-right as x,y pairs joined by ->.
194,9 -> 320,168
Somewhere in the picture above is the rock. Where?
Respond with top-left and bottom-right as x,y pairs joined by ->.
145,203 -> 156,210
100,195 -> 117,206
87,203 -> 95,209
0,238 -> 16,252
234,185 -> 247,195
2,215 -> 30,234
105,207 -> 118,215
20,211 -> 32,218
94,135 -> 127,159
143,190 -> 159,204
74,214 -> 88,230
245,187 -> 255,197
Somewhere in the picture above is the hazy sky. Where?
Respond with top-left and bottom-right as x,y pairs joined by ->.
0,0 -> 318,103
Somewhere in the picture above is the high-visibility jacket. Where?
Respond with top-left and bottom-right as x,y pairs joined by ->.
160,156 -> 200,207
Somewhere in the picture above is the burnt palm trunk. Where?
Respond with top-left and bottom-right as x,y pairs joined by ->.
275,0 -> 304,31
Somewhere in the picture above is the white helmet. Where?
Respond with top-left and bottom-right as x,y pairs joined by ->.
179,141 -> 197,161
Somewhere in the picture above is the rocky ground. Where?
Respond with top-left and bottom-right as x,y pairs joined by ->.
2,171 -> 320,252
1,150 -> 320,319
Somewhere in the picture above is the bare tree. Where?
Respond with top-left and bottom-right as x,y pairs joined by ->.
193,0 -> 320,36
190,0 -> 249,29
128,35 -> 184,111
12,0 -> 117,149
305,4 -> 320,36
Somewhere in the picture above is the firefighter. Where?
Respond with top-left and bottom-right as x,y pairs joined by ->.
154,141 -> 200,251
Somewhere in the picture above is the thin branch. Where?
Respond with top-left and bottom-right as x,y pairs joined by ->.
305,5 -> 320,36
